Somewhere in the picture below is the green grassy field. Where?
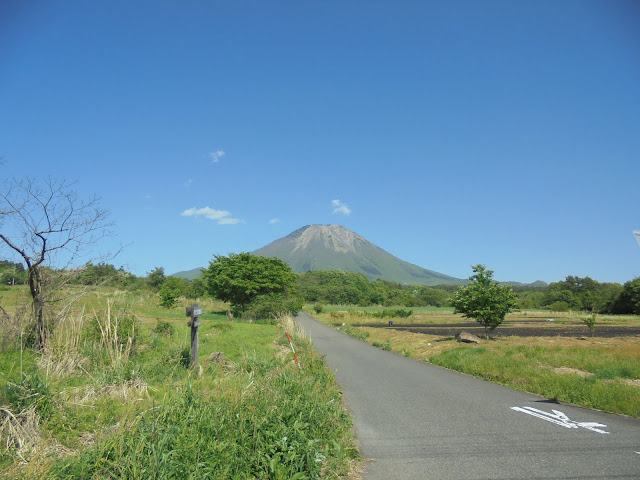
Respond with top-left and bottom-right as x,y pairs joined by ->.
0,287 -> 358,479
306,305 -> 640,418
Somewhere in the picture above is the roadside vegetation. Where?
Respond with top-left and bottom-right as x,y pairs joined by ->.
307,305 -> 640,418
292,269 -> 640,315
0,285 -> 357,479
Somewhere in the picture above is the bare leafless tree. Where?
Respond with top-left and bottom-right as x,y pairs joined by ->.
0,177 -> 113,350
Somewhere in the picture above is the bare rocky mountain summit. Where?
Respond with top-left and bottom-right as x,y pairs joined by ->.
252,224 -> 465,286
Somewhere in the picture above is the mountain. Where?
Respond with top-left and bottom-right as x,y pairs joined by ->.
170,267 -> 204,281
502,280 -> 548,288
252,224 -> 465,286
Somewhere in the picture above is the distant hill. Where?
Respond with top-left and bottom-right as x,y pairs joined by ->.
252,224 -> 465,286
502,280 -> 548,288
170,267 -> 204,281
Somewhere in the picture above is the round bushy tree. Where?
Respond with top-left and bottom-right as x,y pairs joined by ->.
452,265 -> 518,339
204,253 -> 297,314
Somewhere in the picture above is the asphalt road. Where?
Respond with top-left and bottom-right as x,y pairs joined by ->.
295,313 -> 640,480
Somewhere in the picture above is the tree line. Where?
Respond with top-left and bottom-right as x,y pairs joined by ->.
3,258 -> 639,316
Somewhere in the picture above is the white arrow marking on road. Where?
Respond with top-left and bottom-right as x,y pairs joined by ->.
511,407 -> 609,435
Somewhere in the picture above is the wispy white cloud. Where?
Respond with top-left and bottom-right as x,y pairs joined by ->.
331,199 -> 351,216
209,150 -> 225,163
181,206 -> 243,225
269,218 -> 280,224
184,178 -> 193,187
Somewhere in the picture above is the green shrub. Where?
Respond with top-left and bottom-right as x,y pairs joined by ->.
548,301 -> 569,312
581,314 -> 597,336
313,304 -> 324,314
158,277 -> 186,309
242,293 -> 303,322
152,320 -> 175,337
372,309 -> 413,319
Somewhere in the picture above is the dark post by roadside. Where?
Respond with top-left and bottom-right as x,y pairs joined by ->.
186,304 -> 202,369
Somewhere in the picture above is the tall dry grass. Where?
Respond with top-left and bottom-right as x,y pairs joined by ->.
93,299 -> 135,367
38,307 -> 87,379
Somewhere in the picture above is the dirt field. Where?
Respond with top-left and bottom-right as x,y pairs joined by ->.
387,323 -> 640,338
341,320 -> 640,338
324,309 -> 640,338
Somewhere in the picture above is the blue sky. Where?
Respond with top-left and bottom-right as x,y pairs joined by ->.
1,1 -> 639,284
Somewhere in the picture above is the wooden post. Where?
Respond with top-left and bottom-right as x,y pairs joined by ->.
186,304 -> 202,369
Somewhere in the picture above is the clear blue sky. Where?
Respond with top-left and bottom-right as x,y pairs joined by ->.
1,1 -> 639,284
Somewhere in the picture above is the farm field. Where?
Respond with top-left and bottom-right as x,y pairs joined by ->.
306,305 -> 640,418
0,287 -> 358,479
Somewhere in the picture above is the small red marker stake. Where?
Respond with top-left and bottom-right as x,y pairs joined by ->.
285,331 -> 301,369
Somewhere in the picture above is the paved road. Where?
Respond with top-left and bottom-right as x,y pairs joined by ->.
296,313 -> 640,480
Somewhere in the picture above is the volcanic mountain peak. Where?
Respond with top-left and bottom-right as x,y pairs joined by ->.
289,224 -> 364,254
253,224 -> 465,286
173,225 -> 541,287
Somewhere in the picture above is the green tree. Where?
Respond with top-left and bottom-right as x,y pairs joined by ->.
452,265 -> 518,339
185,278 -> 206,299
146,267 -> 166,290
613,277 -> 640,314
0,260 -> 27,285
295,270 -> 374,305
158,277 -> 185,309
204,253 -> 297,313
543,276 -> 624,313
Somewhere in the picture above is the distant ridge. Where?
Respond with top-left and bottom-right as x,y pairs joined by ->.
252,224 -> 465,286
170,267 -> 203,281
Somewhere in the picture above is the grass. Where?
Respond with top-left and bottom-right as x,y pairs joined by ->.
308,305 -> 640,418
427,340 -> 640,417
0,287 -> 358,479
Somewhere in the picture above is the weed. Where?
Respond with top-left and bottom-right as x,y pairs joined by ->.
337,324 -> 369,341
179,347 -> 190,368
4,372 -> 54,420
151,319 -> 174,337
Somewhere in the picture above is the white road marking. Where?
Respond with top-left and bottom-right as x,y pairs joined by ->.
511,406 -> 610,435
